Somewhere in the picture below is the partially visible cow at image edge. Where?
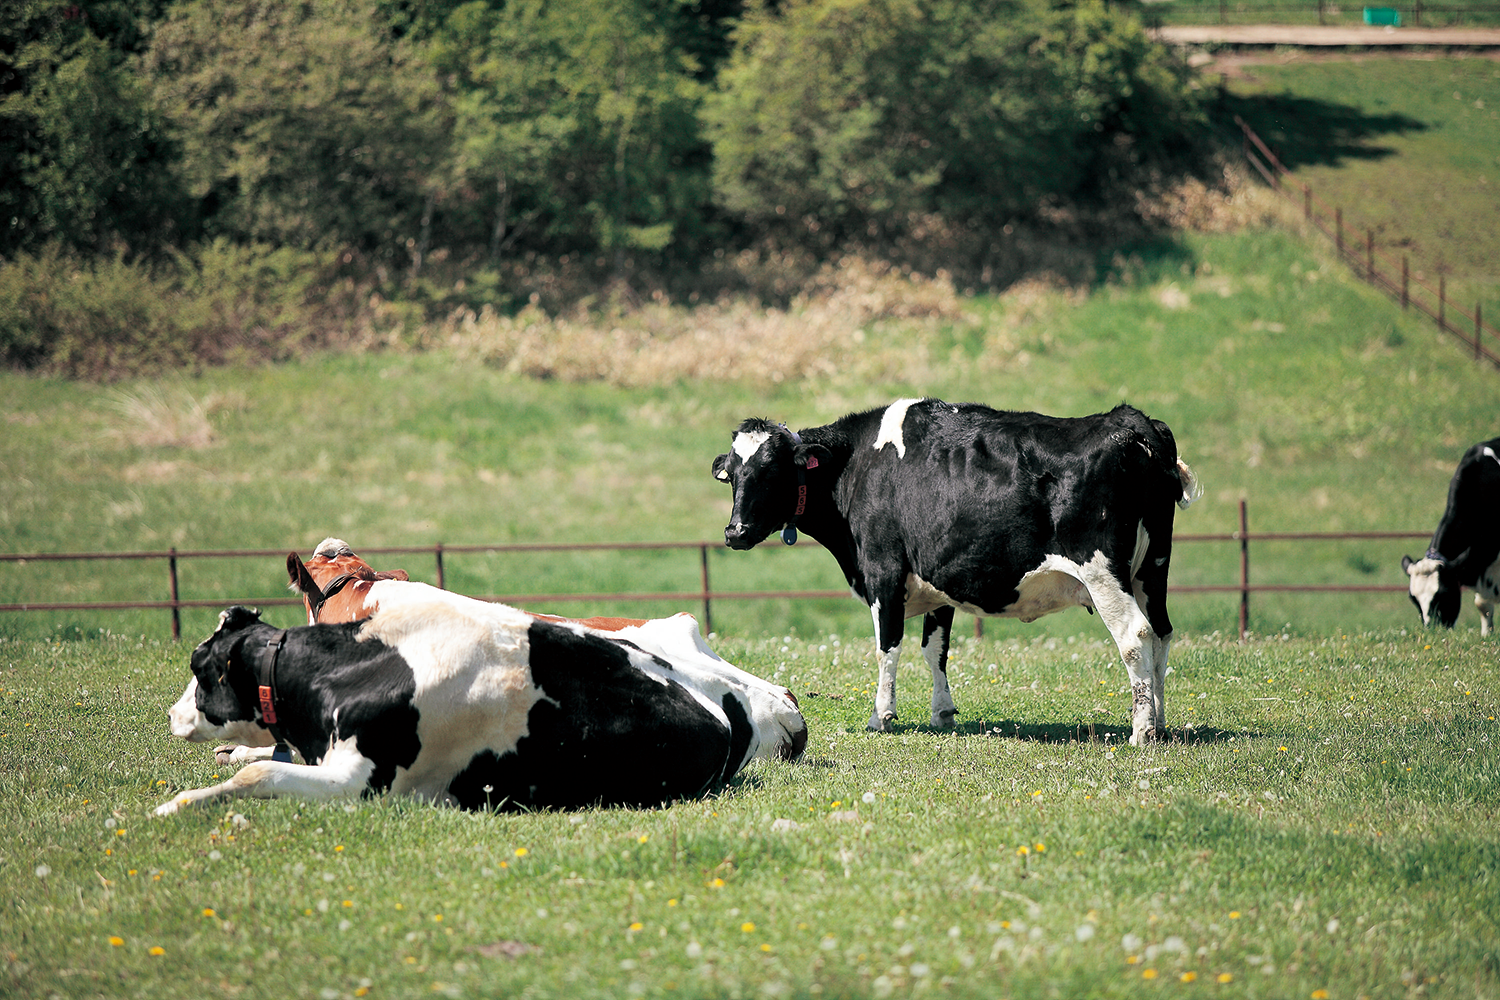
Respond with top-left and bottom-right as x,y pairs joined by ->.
1402,437 -> 1500,635
713,398 -> 1201,746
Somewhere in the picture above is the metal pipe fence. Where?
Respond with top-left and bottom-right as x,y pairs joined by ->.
0,502 -> 1428,641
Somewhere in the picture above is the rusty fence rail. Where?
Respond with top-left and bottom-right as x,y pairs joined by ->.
1234,116 -> 1500,370
0,502 -> 1428,641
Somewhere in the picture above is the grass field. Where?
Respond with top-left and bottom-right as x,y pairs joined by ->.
1219,55 -> 1500,325
3,629 -> 1496,999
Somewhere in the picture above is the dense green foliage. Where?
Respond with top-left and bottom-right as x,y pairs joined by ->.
0,0 -> 1210,376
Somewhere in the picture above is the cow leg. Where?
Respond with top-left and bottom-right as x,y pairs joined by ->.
155,739 -> 374,815
1477,591 -> 1495,637
922,606 -> 958,728
1078,556 -> 1162,747
867,598 -> 906,732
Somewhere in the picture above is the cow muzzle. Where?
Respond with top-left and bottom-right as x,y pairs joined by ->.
724,523 -> 758,550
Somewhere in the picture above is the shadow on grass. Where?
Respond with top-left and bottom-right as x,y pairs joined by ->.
1214,91 -> 1427,172
945,718 -> 1253,746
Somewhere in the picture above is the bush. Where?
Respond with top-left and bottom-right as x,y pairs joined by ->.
0,241 -> 339,379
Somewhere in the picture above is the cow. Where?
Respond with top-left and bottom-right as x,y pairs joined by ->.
712,398 -> 1200,746
1402,437 -> 1500,636
158,589 -> 773,815
281,538 -> 807,762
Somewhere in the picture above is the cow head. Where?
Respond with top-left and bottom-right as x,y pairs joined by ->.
167,606 -> 276,747
1402,550 -> 1468,629
712,419 -> 829,550
287,537 -> 407,623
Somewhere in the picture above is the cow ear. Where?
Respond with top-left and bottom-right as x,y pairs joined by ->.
1401,555 -> 1416,574
712,453 -> 731,481
795,443 -> 831,470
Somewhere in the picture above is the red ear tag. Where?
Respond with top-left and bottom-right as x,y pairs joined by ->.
258,685 -> 278,725
805,455 -> 819,470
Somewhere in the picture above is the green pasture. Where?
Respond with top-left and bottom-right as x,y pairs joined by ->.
2,628 -> 1496,999
1141,0 -> 1500,28
1220,55 -> 1500,325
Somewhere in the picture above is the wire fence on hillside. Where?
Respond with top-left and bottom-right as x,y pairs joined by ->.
1234,116 -> 1500,369
0,503 -> 1430,641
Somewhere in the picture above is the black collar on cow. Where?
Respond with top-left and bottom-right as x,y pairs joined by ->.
255,630 -> 294,763
308,573 -> 357,621
780,426 -> 820,545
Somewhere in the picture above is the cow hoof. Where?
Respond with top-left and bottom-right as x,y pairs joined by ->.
932,709 -> 958,729
866,712 -> 898,732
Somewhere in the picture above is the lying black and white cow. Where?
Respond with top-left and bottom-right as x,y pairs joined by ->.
713,399 -> 1200,746
1402,437 -> 1500,636
158,585 -> 804,814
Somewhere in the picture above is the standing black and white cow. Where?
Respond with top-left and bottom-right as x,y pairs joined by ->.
1402,437 -> 1500,636
158,585 -> 798,814
712,399 -> 1200,746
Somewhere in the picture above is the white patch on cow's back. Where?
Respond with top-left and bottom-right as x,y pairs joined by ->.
356,583 -> 545,797
874,398 -> 923,459
1483,446 -> 1499,465
732,429 -> 772,466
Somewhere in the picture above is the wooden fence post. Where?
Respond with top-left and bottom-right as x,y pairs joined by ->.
1238,500 -> 1250,641
168,547 -> 181,640
435,542 -> 445,591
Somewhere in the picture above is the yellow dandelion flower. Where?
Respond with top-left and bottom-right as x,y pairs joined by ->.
711,878 -> 725,888
668,899 -> 678,907
335,845 -> 344,852
1141,968 -> 1157,979
202,908 -> 216,918
1016,846 -> 1030,856
1228,911 -> 1241,919
1278,746 -> 1288,752
432,914 -> 443,922
148,946 -> 165,957
342,900 -> 354,908
355,989 -> 370,997
760,944 -> 772,952
108,936 -> 124,947
1034,842 -> 1046,853
629,922 -> 643,932
405,956 -> 417,965
514,847 -> 528,858
741,922 -> 756,933
1126,956 -> 1140,965
115,829 -> 126,837
1217,973 -> 1233,983
499,861 -> 508,869
1311,991 -> 1330,1000
637,834 -> 649,844
1181,972 -> 1198,983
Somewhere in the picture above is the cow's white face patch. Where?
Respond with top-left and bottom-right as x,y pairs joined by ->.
1405,557 -> 1443,624
732,429 -> 771,467
874,398 -> 923,459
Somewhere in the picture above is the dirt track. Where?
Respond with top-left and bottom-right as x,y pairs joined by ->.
1156,23 -> 1500,46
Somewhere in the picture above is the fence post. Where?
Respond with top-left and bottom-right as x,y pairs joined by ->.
435,542 -> 445,591
1238,500 -> 1250,641
1439,276 -> 1446,332
168,547 -> 181,640
1303,183 -> 1312,221
699,543 -> 713,636
1402,256 -> 1409,309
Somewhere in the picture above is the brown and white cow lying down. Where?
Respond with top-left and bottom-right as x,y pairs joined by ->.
158,584 -> 804,815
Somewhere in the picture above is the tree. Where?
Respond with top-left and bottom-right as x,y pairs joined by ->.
425,0 -> 712,266
143,0 -> 449,259
703,0 -> 1206,241
0,0 -> 183,256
